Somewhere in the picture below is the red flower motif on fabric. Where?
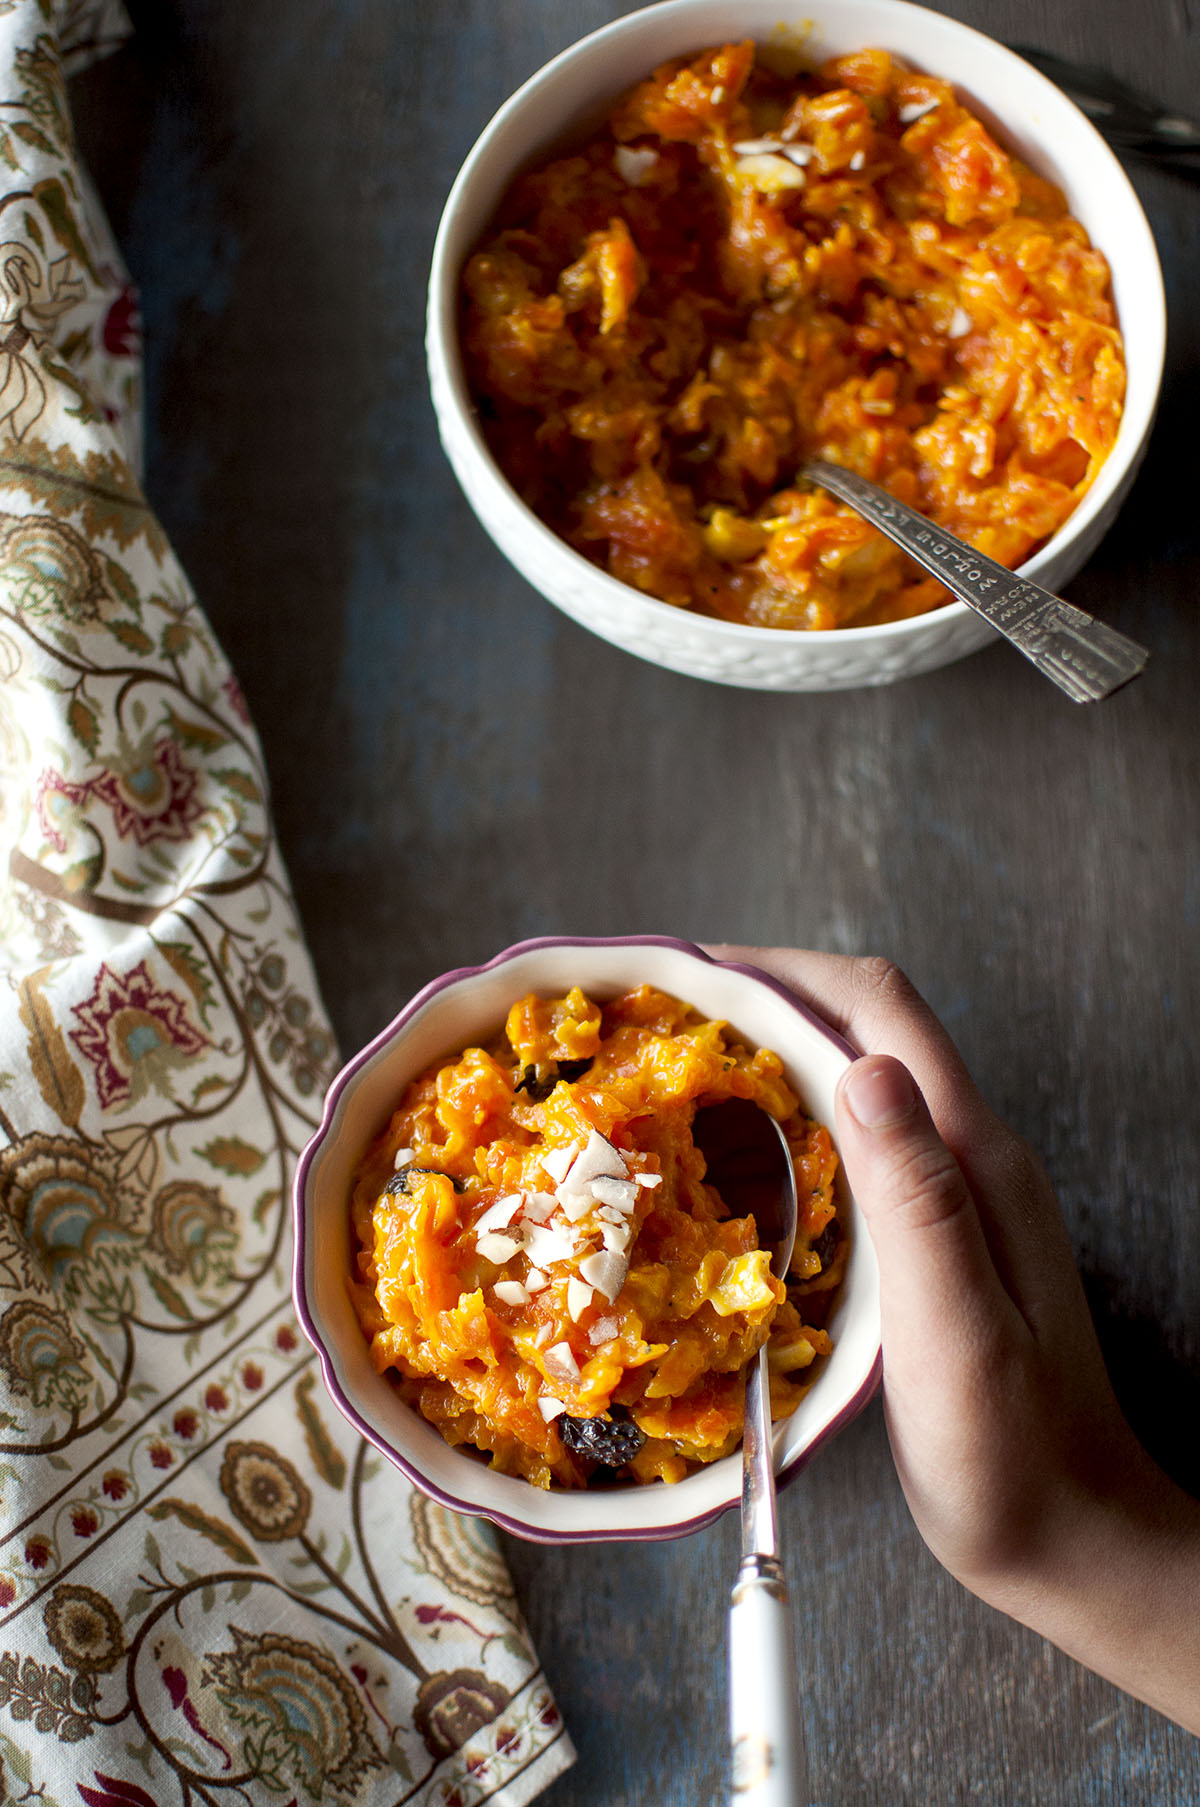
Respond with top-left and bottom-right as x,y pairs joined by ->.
241,1362 -> 263,1391
71,1508 -> 98,1538
204,1384 -> 229,1413
69,961 -> 210,1110
88,737 -> 203,847
173,1409 -> 199,1440
78,1771 -> 157,1807
101,287 -> 141,358
35,741 -> 204,853
0,1577 -> 16,1608
101,1472 -> 127,1501
24,1535 -> 51,1570
275,1325 -> 297,1353
148,1442 -> 173,1470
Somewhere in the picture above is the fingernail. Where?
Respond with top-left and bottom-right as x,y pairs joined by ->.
843,1058 -> 917,1129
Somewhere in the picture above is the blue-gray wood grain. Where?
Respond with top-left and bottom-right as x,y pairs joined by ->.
72,2 -> 1200,1799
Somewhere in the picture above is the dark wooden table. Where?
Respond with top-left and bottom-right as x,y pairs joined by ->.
73,3 -> 1200,1800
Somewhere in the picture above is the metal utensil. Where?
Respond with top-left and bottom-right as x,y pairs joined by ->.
800,459 -> 1149,703
693,1098 -> 805,1807
1014,45 -> 1200,175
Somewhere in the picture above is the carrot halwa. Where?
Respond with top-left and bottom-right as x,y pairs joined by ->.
462,42 -> 1125,629
350,987 -> 844,1488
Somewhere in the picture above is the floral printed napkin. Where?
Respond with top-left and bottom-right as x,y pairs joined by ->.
0,4 -> 574,1803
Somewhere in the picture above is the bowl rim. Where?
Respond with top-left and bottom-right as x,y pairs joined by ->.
292,934 -> 882,1542
426,0 -> 1166,651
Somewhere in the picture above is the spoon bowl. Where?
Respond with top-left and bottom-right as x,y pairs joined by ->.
692,1098 -> 798,1282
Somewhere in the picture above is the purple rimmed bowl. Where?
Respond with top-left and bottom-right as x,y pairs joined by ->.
292,936 -> 882,1543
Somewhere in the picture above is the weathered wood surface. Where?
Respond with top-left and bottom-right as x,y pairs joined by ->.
73,2 -> 1200,1800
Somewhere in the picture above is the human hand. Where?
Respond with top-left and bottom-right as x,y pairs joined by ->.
712,947 -> 1200,1734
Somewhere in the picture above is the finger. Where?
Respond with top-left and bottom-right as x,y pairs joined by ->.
834,1055 -> 1023,1357
710,943 -> 1011,1196
709,945 -> 981,1124
712,945 -> 1073,1321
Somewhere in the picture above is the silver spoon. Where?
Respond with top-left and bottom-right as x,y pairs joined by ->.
693,1098 -> 805,1807
1012,46 -> 1200,175
800,458 -> 1148,703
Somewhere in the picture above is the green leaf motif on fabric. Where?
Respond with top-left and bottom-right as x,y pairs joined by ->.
31,175 -> 96,282
12,118 -> 54,157
252,1187 -> 280,1228
145,1498 -> 259,1567
66,695 -> 98,755
107,619 -> 153,654
101,555 -> 139,614
16,969 -> 84,1126
190,1074 -> 228,1105
15,37 -> 74,166
0,438 -> 166,559
162,707 -> 228,754
195,1137 -> 266,1178
294,1373 -> 346,1492
387,1739 -> 414,1781
160,620 -> 190,659
144,1267 -> 191,1321
79,1263 -> 136,1328
212,767 -> 261,805
158,941 -> 216,1027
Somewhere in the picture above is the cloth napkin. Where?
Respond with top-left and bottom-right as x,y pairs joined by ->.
0,4 -> 574,1802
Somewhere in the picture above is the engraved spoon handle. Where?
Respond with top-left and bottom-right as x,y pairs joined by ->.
800,460 -> 1148,703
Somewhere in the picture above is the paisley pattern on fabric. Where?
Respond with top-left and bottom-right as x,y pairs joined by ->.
0,1130 -> 137,1292
204,1627 -> 385,1801
0,4 -> 573,1803
0,1299 -> 88,1408
409,1495 -> 523,1623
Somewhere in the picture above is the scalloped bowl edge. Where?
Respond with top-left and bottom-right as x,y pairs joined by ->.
293,936 -> 882,1542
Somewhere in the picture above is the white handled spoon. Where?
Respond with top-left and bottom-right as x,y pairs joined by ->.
693,1099 -> 805,1807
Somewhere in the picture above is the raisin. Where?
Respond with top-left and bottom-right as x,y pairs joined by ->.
812,1219 -> 839,1271
386,1164 -> 464,1196
558,1407 -> 645,1467
514,1064 -> 555,1102
514,1058 -> 593,1101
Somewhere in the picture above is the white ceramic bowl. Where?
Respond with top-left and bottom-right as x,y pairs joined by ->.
427,0 -> 1164,692
293,936 -> 881,1542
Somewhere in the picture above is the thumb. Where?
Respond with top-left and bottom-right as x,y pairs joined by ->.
835,1056 -> 1000,1328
